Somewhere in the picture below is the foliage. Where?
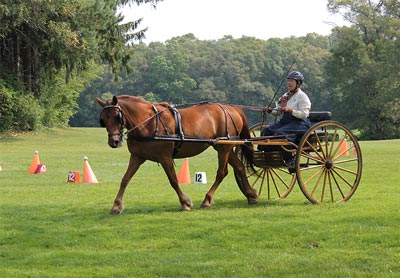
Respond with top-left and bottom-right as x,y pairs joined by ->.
147,53 -> 196,103
0,0 -> 162,131
72,1 -> 400,140
327,0 -> 400,139
0,128 -> 399,277
1,0 -> 399,140
73,34 -> 331,127
0,83 -> 41,132
40,62 -> 103,128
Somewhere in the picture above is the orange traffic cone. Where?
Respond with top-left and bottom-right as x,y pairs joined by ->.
29,150 -> 40,174
177,158 -> 191,184
82,156 -> 99,183
339,139 -> 349,156
350,142 -> 357,156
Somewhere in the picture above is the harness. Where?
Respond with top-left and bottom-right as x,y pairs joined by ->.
150,104 -> 184,140
100,102 -> 241,158
151,104 -> 185,157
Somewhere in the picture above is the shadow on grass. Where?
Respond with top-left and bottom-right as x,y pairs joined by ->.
109,197 -> 313,216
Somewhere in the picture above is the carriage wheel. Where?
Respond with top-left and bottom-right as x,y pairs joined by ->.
295,121 -> 362,204
234,123 -> 296,201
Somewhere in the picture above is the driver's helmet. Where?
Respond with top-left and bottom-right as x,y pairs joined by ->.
287,71 -> 304,84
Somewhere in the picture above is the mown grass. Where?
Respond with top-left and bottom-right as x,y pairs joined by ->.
0,128 -> 399,277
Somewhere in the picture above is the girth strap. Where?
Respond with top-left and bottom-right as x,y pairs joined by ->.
214,103 -> 240,139
169,105 -> 184,158
151,103 -> 185,158
169,105 -> 184,140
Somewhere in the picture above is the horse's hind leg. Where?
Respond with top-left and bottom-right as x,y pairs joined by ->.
110,155 -> 145,215
228,150 -> 258,205
201,148 -> 230,208
160,159 -> 193,211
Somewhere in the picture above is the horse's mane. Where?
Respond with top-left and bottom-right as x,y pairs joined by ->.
158,102 -> 170,108
117,95 -> 145,103
118,95 -> 170,108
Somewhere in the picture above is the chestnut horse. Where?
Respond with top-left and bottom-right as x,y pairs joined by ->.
96,95 -> 257,214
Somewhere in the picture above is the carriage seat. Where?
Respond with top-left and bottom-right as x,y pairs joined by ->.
308,111 -> 332,125
286,111 -> 332,143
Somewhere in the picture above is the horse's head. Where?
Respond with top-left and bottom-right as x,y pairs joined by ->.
96,96 -> 125,148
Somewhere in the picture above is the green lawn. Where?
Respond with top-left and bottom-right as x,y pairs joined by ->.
0,128 -> 399,277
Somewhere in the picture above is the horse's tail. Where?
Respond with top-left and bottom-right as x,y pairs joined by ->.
238,110 -> 255,172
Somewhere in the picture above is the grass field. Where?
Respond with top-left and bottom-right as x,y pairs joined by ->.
0,128 -> 399,277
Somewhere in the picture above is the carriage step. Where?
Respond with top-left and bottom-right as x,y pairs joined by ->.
253,151 -> 286,168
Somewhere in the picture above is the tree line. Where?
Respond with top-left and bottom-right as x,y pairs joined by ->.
1,0 -> 399,140
71,34 -> 332,129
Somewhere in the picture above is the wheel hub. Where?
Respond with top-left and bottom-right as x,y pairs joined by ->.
325,160 -> 333,169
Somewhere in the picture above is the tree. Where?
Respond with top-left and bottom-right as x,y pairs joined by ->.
146,52 -> 196,103
326,0 -> 400,139
0,0 -> 162,131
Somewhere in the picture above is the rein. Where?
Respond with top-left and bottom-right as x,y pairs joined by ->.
125,106 -> 171,136
173,101 -> 265,112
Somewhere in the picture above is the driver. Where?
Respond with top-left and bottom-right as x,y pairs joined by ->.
262,71 -> 311,167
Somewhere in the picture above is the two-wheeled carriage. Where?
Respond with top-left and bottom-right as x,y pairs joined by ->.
231,111 -> 362,204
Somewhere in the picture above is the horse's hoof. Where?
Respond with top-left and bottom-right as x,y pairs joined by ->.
181,204 -> 192,211
109,210 -> 120,215
248,199 -> 258,205
200,203 -> 211,209
200,195 -> 213,209
182,193 -> 193,208
181,200 -> 192,211
109,205 -> 124,215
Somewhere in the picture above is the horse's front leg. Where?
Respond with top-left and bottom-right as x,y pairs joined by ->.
110,155 -> 145,215
160,158 -> 193,211
201,147 -> 230,208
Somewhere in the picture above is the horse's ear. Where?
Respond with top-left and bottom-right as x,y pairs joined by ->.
112,96 -> 118,105
96,98 -> 105,107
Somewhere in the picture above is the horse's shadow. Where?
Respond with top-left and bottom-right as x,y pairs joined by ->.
99,197 -> 309,217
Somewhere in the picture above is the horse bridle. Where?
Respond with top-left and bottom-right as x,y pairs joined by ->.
100,103 -> 169,140
100,105 -> 125,141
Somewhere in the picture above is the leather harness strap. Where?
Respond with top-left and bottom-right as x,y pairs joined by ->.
214,103 -> 240,139
169,105 -> 185,158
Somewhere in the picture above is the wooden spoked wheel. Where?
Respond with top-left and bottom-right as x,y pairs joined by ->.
234,123 -> 296,201
295,121 -> 362,204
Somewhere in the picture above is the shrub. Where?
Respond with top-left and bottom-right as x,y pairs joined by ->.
0,83 -> 42,132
